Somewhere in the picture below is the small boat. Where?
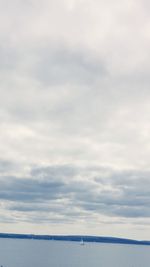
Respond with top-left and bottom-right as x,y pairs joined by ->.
80,239 -> 84,245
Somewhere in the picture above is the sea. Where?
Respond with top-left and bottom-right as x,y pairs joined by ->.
0,238 -> 149,267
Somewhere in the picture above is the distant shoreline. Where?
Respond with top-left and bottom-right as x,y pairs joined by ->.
0,233 -> 150,246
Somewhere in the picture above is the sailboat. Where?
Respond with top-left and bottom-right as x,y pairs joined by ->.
80,238 -> 84,245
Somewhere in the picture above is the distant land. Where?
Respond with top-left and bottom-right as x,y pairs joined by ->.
0,233 -> 150,246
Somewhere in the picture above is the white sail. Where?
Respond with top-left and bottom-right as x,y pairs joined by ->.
80,239 -> 84,245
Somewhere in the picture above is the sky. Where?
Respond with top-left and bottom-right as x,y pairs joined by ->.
0,0 -> 150,240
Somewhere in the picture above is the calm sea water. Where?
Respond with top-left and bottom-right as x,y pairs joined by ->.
0,238 -> 149,267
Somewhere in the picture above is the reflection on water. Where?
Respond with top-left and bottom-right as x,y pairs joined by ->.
0,238 -> 150,267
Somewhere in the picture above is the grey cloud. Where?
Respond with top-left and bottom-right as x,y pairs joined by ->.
31,164 -> 78,180
0,160 -> 14,173
0,176 -> 65,202
32,46 -> 107,86
8,204 -> 48,213
0,215 -> 17,224
114,206 -> 150,218
65,167 -> 150,219
0,45 -> 18,71
1,165 -> 150,223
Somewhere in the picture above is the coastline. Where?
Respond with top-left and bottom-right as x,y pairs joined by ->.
0,233 -> 149,246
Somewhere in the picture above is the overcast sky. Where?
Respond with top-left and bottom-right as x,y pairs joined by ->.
0,0 -> 150,240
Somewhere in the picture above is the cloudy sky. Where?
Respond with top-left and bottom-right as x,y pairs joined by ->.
0,0 -> 150,240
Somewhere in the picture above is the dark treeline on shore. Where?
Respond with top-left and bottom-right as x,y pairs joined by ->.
0,233 -> 150,246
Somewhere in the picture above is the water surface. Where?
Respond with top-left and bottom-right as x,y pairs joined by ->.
0,238 -> 149,267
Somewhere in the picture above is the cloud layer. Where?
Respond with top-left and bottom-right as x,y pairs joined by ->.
0,0 -> 150,239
